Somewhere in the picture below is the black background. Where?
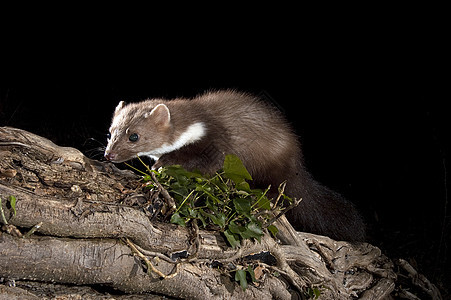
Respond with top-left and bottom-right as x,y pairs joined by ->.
0,17 -> 448,293
1,75 -> 449,293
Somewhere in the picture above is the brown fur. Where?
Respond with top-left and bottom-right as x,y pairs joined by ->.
105,90 -> 365,241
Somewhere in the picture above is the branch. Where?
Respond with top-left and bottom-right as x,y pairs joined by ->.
123,237 -> 179,279
0,127 -> 442,299
150,171 -> 177,217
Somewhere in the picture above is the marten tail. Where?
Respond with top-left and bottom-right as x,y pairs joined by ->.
285,170 -> 366,242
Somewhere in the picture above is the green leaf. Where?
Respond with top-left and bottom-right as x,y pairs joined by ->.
235,269 -> 248,291
256,198 -> 271,210
306,287 -> 322,299
228,221 -> 263,242
313,287 -> 321,299
267,225 -> 279,237
236,181 -> 251,192
251,186 -> 271,210
223,154 -> 252,184
213,178 -> 229,192
9,196 -> 16,217
142,174 -> 152,182
199,209 -> 226,229
165,165 -> 202,181
211,213 -> 227,228
170,182 -> 190,199
233,198 -> 251,218
224,229 -> 241,248
187,207 -> 198,218
228,221 -> 245,235
243,222 -> 264,242
196,210 -> 207,227
170,212 -> 186,227
196,184 -> 223,204
247,265 -> 256,282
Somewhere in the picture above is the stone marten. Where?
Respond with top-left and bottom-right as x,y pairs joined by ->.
104,90 -> 365,242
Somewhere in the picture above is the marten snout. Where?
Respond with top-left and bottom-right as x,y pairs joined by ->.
104,151 -> 117,161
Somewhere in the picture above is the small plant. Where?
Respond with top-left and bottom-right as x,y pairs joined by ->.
234,266 -> 256,291
0,195 -> 16,225
141,154 -> 290,248
305,286 -> 322,299
126,154 -> 295,290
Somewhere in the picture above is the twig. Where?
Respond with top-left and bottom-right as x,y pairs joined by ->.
262,235 -> 308,294
123,238 -> 179,279
1,224 -> 23,238
397,259 -> 442,300
258,262 -> 307,292
0,197 -> 8,225
150,171 -> 176,216
187,220 -> 200,261
273,181 -> 286,208
263,198 -> 302,229
23,222 -> 43,238
0,141 -> 31,148
132,243 -> 177,264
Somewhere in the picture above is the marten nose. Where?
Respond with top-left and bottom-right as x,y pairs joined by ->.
104,152 -> 117,161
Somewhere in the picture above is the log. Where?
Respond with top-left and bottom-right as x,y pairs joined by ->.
0,127 -> 441,299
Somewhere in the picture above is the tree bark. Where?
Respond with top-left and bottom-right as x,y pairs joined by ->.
0,127 -> 441,299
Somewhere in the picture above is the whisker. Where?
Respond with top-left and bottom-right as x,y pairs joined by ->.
83,145 -> 107,160
83,137 -> 107,148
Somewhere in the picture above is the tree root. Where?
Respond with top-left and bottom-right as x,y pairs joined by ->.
0,126 -> 442,299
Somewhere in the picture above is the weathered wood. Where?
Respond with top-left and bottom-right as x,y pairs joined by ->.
0,127 -> 440,299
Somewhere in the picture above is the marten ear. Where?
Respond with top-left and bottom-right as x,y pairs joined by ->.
145,104 -> 171,126
114,101 -> 126,114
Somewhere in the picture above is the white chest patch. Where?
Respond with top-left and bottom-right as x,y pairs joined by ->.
138,122 -> 206,160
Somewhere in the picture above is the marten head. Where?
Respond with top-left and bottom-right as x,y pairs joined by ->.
104,100 -> 173,163
105,99 -> 206,163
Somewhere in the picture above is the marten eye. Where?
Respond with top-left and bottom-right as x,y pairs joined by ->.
129,133 -> 139,142
106,133 -> 111,140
